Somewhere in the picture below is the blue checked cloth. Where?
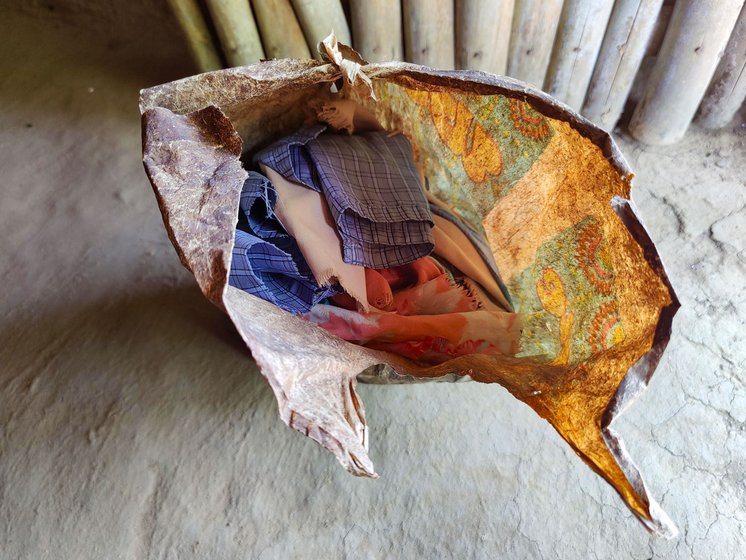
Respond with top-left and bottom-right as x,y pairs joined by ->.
254,125 -> 434,268
229,171 -> 339,314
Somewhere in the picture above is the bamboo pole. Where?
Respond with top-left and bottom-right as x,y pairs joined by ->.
624,4 -> 673,107
166,0 -> 223,71
629,0 -> 744,145
544,0 -> 614,111
205,0 -> 265,66
697,5 -> 746,129
350,0 -> 403,62
291,0 -> 351,58
582,0 -> 664,131
456,0 -> 515,75
403,0 -> 455,69
507,0 -> 564,88
252,0 -> 311,59
644,3 -> 673,57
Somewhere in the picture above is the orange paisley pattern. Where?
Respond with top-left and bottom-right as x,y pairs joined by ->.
576,220 -> 614,295
588,301 -> 625,352
509,98 -> 551,141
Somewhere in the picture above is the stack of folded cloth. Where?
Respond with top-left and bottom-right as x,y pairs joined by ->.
229,115 -> 521,364
229,170 -> 341,314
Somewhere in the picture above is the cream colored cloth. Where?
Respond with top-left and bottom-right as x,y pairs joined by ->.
261,164 -> 369,312
431,213 -> 512,311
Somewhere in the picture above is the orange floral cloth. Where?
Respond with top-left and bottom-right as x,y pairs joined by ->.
305,257 -> 522,364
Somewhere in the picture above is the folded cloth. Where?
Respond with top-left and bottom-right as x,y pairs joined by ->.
254,125 -> 326,191
306,131 -> 434,267
229,171 -> 340,314
428,194 -> 513,311
254,125 -> 434,268
363,268 -> 394,310
431,214 -> 513,312
306,256 -> 523,365
262,165 -> 369,311
237,170 -> 283,238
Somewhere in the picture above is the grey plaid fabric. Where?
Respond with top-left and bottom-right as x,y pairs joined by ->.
254,126 -> 434,268
253,125 -> 326,191
229,171 -> 339,314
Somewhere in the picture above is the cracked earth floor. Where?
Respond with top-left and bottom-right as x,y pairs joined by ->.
1,6 -> 744,559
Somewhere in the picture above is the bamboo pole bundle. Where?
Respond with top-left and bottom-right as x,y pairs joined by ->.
291,0 -> 351,58
403,0 -> 455,69
252,0 -> 311,59
350,0 -> 403,62
629,0 -> 744,145
166,0 -> 223,72
456,0 -> 515,75
507,0 -> 564,88
205,0 -> 265,66
697,5 -> 746,129
544,0 -> 614,112
582,0 -> 664,131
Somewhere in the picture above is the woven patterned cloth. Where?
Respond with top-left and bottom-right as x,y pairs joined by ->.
229,171 -> 339,314
254,126 -> 433,268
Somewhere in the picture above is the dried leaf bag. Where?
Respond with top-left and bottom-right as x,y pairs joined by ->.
140,38 -> 678,536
